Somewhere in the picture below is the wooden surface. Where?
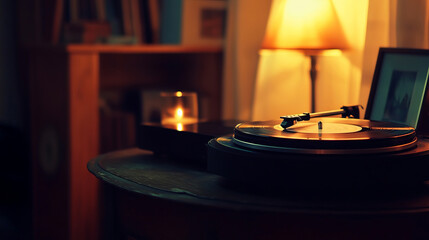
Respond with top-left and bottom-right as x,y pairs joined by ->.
29,45 -> 223,240
69,52 -> 100,240
88,148 -> 429,240
66,44 -> 222,53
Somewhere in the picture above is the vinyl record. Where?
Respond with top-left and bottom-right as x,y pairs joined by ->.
233,118 -> 417,154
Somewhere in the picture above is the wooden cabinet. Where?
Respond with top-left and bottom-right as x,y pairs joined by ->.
29,44 -> 223,240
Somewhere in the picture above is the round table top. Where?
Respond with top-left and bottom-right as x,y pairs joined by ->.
88,148 -> 429,215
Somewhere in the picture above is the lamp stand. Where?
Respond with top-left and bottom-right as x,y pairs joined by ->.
309,55 -> 318,113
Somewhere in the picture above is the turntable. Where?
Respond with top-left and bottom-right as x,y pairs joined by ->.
207,48 -> 429,189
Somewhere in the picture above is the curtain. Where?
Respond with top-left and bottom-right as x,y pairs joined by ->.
222,0 -> 272,120
360,0 -> 429,109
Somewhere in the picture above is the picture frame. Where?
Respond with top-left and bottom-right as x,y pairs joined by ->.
181,0 -> 227,46
365,48 -> 429,136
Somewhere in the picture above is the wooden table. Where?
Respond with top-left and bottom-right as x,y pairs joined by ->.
88,148 -> 429,240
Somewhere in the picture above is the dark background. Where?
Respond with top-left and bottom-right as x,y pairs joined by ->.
0,1 -> 32,239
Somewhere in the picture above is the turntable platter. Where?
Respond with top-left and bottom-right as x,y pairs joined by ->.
233,118 -> 417,154
207,118 -> 429,188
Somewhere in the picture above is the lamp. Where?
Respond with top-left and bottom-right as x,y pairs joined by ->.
261,0 -> 349,112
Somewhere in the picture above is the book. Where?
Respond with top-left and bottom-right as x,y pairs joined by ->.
64,21 -> 111,43
130,0 -> 143,43
95,0 -> 106,21
69,0 -> 79,22
148,0 -> 160,43
159,0 -> 182,44
121,0 -> 133,36
105,0 -> 123,35
140,0 -> 154,43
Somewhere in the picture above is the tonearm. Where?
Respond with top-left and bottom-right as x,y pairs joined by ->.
280,105 -> 363,129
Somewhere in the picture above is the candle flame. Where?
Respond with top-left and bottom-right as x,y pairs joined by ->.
175,107 -> 184,119
175,91 -> 183,97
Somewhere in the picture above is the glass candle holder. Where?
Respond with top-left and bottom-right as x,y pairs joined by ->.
161,91 -> 198,128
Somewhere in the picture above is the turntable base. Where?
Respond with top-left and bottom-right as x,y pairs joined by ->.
207,137 -> 429,189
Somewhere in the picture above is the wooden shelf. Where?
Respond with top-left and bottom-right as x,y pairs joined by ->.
64,44 -> 223,54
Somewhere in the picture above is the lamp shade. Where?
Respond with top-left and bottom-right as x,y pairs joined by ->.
261,0 -> 349,52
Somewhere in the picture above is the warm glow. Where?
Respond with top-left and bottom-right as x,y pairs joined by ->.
175,91 -> 183,97
252,1 -> 369,120
176,123 -> 183,131
175,107 -> 184,119
262,0 -> 349,52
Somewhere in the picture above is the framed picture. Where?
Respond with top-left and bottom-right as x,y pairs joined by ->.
181,0 -> 227,46
365,48 -> 429,135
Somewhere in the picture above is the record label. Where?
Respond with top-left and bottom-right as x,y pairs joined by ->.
276,122 -> 362,134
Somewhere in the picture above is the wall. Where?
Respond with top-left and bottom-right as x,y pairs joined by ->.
0,1 -> 21,128
360,0 -> 429,109
252,1 -> 369,120
222,0 -> 272,120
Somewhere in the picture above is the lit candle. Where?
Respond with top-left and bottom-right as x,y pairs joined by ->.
161,91 -> 198,127
175,107 -> 184,120
174,107 -> 184,131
